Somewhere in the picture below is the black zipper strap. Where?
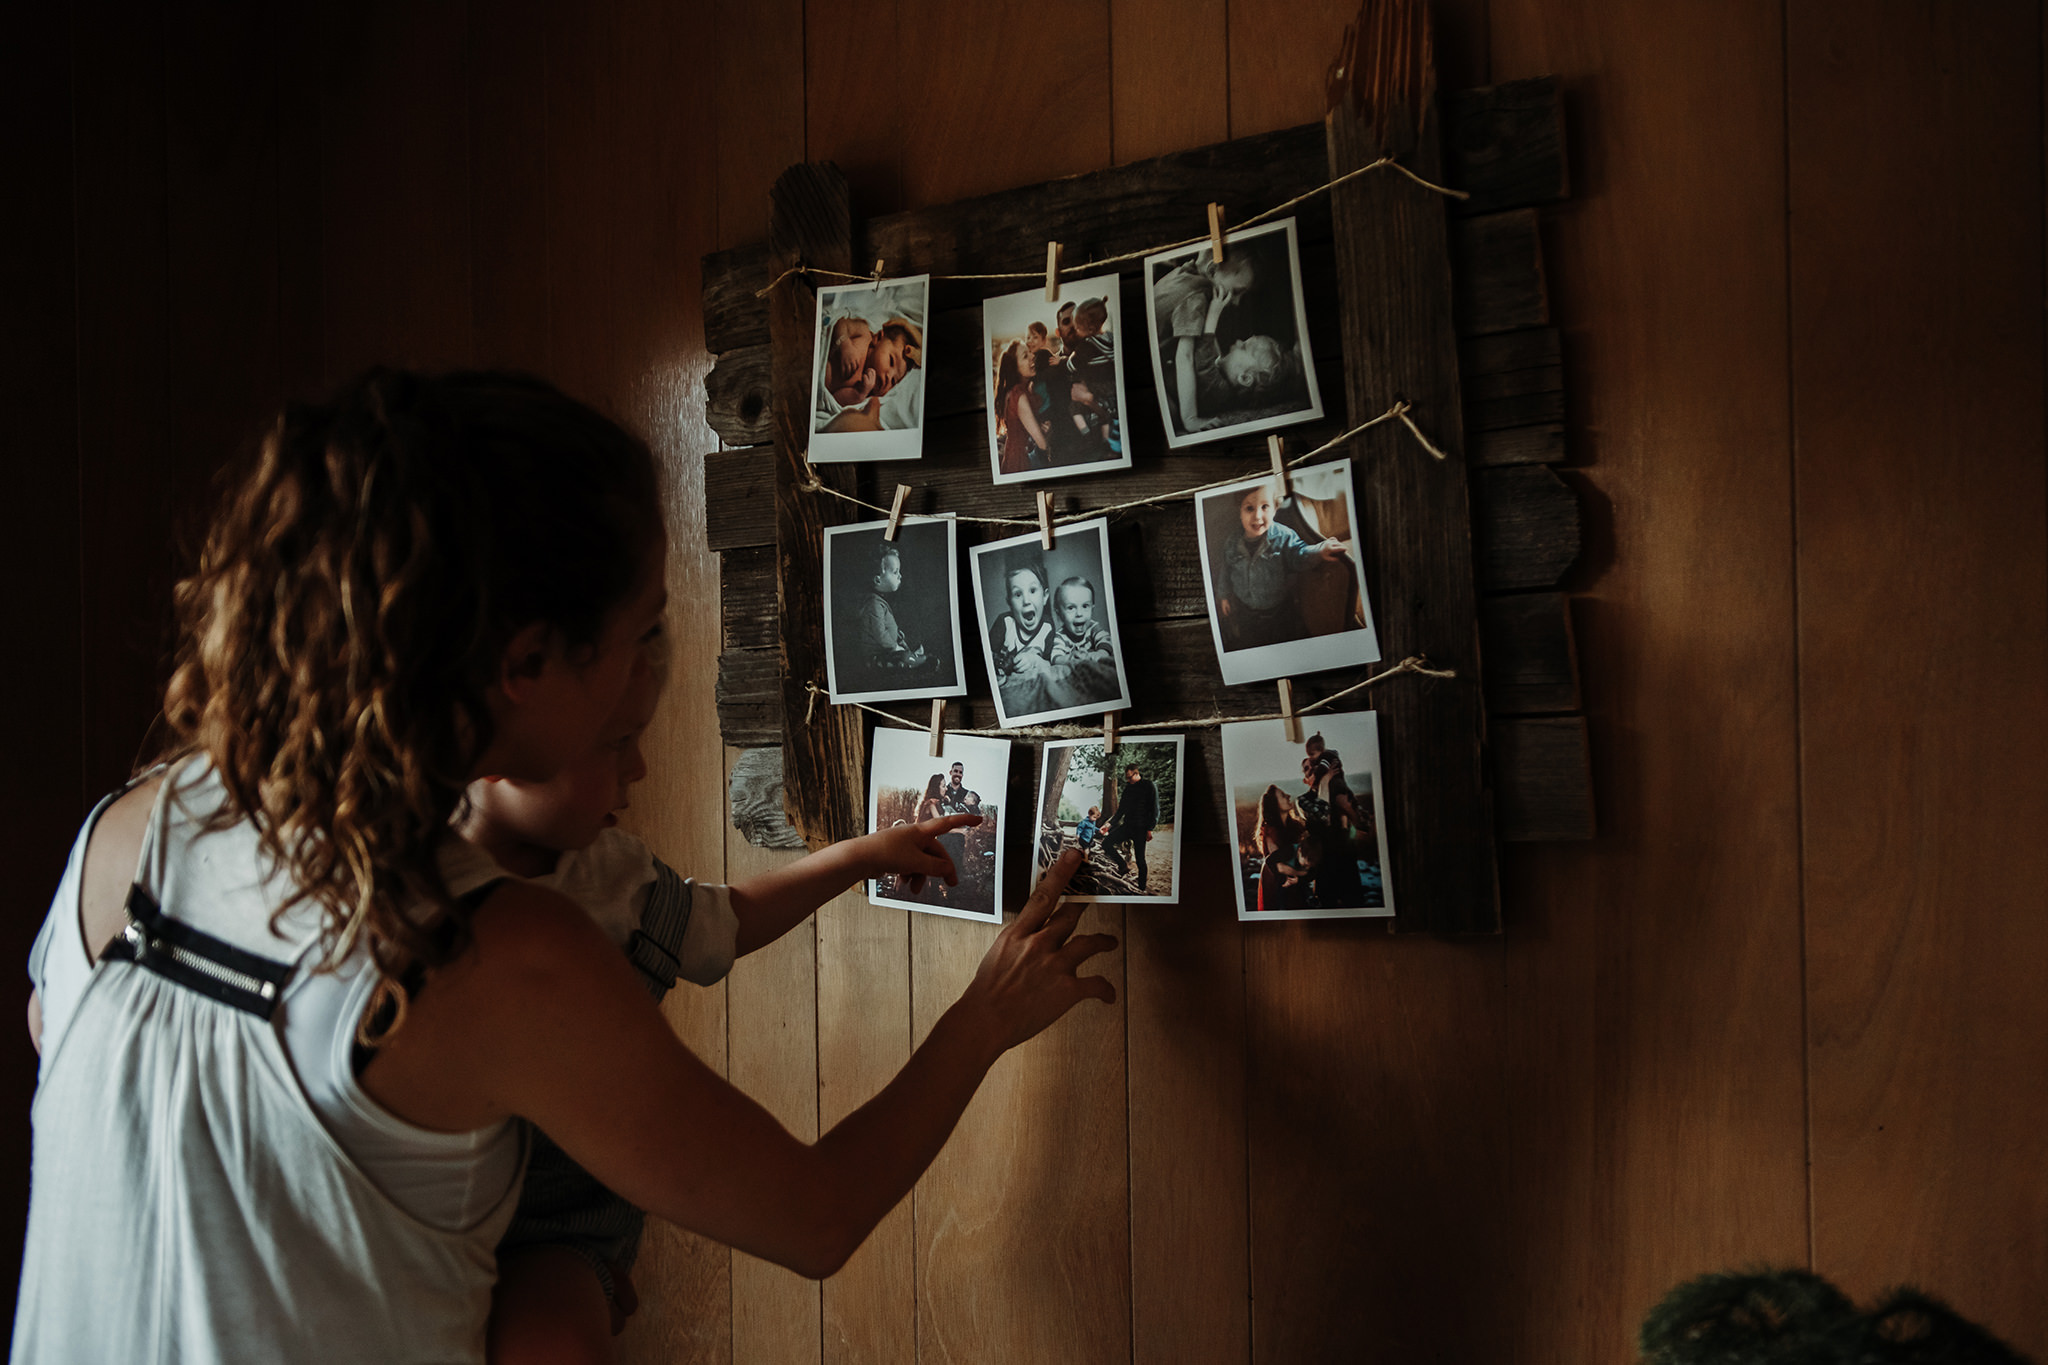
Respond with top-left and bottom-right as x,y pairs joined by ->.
102,884 -> 295,1020
624,860 -> 694,1002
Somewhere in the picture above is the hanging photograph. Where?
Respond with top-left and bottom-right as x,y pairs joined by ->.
1142,217 -> 1323,448
1032,736 -> 1184,903
982,274 -> 1133,485
968,516 -> 1132,728
866,727 -> 1008,924
807,274 -> 930,463
1194,459 -> 1380,686
822,516 -> 968,704
1221,710 -> 1393,921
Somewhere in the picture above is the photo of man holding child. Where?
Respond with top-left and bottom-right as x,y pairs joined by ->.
866,728 -> 1007,923
1142,218 -> 1322,448
823,517 -> 968,704
1222,711 -> 1393,921
807,275 -> 930,463
1194,459 -> 1381,685
981,275 -> 1133,485
968,517 -> 1133,728
1033,736 -> 1183,903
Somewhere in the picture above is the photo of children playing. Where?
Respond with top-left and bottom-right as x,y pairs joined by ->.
808,275 -> 930,462
1033,737 -> 1183,903
867,729 -> 1008,923
1143,217 -> 1322,448
824,517 -> 966,703
982,274 -> 1132,485
1195,459 -> 1381,686
1222,712 -> 1394,920
969,517 -> 1132,727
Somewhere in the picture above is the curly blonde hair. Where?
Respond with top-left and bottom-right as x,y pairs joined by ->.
161,369 -> 662,1025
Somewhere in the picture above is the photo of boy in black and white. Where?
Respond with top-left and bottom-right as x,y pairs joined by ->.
968,517 -> 1133,727
823,517 -> 967,704
1194,459 -> 1381,686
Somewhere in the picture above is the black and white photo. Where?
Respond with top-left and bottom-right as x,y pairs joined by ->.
1222,710 -> 1393,921
982,274 -> 1132,485
1142,217 -> 1322,447
968,516 -> 1132,727
807,275 -> 930,463
823,517 -> 967,704
867,728 -> 1008,924
1194,459 -> 1380,685
1033,736 -> 1184,903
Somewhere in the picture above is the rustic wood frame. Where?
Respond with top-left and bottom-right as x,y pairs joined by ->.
700,76 -> 1589,934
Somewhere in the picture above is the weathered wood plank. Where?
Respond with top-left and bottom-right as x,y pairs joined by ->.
1477,592 -> 1579,713
1452,209 -> 1548,336
1491,715 -> 1594,840
716,647 -> 782,747
703,239 -> 771,352
1443,76 -> 1568,217
1470,423 -> 1566,467
704,344 -> 772,447
1473,464 -> 1580,589
720,543 -> 778,650
767,162 -> 861,846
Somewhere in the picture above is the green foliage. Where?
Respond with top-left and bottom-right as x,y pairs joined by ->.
1057,797 -> 1080,823
1068,739 -> 1178,815
1637,1269 -> 2029,1365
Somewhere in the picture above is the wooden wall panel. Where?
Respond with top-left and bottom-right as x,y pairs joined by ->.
1790,4 -> 2048,1355
1486,2 -> 1810,1359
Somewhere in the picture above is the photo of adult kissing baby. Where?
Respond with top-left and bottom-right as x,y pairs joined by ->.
807,274 -> 930,463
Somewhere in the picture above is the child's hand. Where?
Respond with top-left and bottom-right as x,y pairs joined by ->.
1217,596 -> 1232,618
1317,537 -> 1350,562
866,813 -> 980,893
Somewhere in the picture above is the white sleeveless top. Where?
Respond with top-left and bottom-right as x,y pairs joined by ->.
13,762 -> 526,1364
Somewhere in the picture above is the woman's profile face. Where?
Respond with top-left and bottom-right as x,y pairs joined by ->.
1008,572 -> 1044,629
1018,347 -> 1037,379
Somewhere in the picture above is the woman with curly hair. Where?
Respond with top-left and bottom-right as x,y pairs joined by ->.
14,370 -> 1108,1363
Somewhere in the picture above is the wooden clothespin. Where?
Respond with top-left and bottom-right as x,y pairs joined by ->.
1278,679 -> 1302,743
870,258 -> 885,285
1103,710 -> 1120,754
1207,203 -> 1227,264
883,484 -> 911,540
1044,242 -> 1062,302
1037,490 -> 1055,549
1268,434 -> 1289,499
928,698 -> 946,757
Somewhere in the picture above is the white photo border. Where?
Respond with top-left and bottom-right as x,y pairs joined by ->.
807,274 -> 931,464
865,727 -> 1009,924
967,516 -> 1134,728
1222,710 -> 1395,922
822,516 -> 969,705
1032,735 -> 1186,904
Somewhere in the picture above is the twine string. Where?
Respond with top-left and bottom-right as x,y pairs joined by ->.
751,156 -> 1468,298
804,655 -> 1455,740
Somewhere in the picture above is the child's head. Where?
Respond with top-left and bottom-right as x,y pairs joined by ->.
872,544 -> 903,594
1055,577 -> 1097,636
1237,482 -> 1279,540
1005,560 -> 1049,630
163,368 -> 665,979
867,317 -> 923,395
465,654 -> 662,860
1087,806 -> 1100,820
1073,297 -> 1109,338
1212,255 -> 1256,293
1026,321 -> 1049,347
1219,335 -> 1296,397
1305,733 -> 1326,757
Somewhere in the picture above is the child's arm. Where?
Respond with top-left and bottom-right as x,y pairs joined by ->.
1174,336 -> 1202,430
729,813 -> 979,957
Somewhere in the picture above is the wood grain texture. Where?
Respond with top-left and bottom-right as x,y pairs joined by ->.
1488,0 -> 1810,1356
1443,76 -> 1568,216
1789,3 -> 2048,1352
0,1 -> 84,1306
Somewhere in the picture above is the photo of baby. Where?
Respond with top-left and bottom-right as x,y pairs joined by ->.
981,274 -> 1133,486
968,517 -> 1132,728
1032,736 -> 1183,903
807,275 -> 931,463
1141,218 -> 1323,448
1194,459 -> 1380,686
867,727 -> 1009,924
1221,710 -> 1393,921
823,516 -> 968,704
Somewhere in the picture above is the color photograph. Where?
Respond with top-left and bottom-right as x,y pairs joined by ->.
982,274 -> 1132,485
807,274 -> 930,463
1221,710 -> 1393,921
1142,217 -> 1323,448
968,517 -> 1132,727
866,728 -> 1009,924
1194,459 -> 1380,685
823,516 -> 967,704
1032,736 -> 1183,903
